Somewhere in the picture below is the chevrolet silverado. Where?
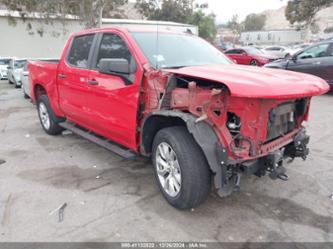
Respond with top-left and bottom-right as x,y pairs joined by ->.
29,28 -> 329,209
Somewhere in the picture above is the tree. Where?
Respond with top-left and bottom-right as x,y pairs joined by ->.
135,0 -> 217,41
243,13 -> 266,31
285,0 -> 333,28
226,15 -> 243,35
188,10 -> 217,42
135,0 -> 193,23
0,0 -> 126,29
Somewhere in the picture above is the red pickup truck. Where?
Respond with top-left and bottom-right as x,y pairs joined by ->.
29,28 -> 329,209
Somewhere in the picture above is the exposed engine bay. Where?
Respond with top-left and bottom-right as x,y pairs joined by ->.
140,69 -> 312,197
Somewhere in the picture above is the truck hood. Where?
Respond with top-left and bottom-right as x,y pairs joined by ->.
164,64 -> 329,99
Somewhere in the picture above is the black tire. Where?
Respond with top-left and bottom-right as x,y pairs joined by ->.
22,85 -> 29,99
250,60 -> 258,66
152,126 -> 211,209
37,95 -> 64,135
14,81 -> 21,88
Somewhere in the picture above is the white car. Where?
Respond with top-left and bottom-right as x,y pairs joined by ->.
284,44 -> 311,58
8,59 -> 27,88
21,63 -> 30,98
0,58 -> 11,80
263,46 -> 288,59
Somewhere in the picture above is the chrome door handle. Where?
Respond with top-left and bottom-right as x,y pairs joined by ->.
88,79 -> 99,86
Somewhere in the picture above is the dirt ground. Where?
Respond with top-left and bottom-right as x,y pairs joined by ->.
0,80 -> 332,242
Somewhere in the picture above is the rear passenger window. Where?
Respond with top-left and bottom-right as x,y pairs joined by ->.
67,34 -> 94,68
96,33 -> 134,68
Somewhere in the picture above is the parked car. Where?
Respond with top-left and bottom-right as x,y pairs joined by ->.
262,46 -> 288,58
265,41 -> 333,87
8,58 -> 27,88
29,28 -> 328,209
0,58 -> 11,80
225,47 -> 278,66
284,44 -> 311,58
216,42 -> 234,52
21,62 -> 30,98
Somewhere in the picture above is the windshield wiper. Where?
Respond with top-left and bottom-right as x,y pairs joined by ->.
161,65 -> 187,69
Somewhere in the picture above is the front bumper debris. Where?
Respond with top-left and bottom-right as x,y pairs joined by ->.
217,129 -> 310,197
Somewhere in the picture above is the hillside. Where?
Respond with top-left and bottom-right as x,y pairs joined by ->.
263,5 -> 333,35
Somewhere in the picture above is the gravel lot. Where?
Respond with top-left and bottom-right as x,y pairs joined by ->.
0,80 -> 333,242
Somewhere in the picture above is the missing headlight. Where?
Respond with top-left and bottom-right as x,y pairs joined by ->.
227,112 -> 241,136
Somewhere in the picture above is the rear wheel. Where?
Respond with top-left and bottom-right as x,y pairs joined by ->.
22,85 -> 29,99
23,91 -> 29,99
37,95 -> 64,135
250,60 -> 258,66
152,126 -> 211,209
14,80 -> 21,88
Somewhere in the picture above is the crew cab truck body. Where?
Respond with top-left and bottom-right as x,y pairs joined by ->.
29,28 -> 329,209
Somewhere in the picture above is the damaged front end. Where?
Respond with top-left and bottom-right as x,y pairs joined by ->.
140,69 -> 314,198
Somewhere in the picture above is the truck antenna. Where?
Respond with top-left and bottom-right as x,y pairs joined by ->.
154,0 -> 161,69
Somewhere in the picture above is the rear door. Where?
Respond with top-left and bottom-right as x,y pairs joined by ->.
57,33 -> 96,125
84,31 -> 143,150
287,43 -> 332,82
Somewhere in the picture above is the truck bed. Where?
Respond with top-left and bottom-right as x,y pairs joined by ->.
28,60 -> 59,102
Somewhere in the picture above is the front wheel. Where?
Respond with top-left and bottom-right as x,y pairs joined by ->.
37,95 -> 64,135
152,126 -> 211,209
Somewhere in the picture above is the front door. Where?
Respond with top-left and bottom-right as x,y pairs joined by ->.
85,32 -> 143,151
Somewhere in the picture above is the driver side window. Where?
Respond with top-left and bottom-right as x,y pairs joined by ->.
297,44 -> 329,60
95,33 -> 136,70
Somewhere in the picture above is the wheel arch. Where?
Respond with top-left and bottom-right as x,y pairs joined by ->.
141,111 -> 228,192
33,83 -> 47,101
34,83 -> 65,122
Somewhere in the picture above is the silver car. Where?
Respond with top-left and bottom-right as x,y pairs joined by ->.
21,63 -> 30,98
8,59 -> 27,88
0,58 -> 11,80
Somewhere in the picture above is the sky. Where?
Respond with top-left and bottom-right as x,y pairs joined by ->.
128,0 -> 289,24
195,0 -> 288,24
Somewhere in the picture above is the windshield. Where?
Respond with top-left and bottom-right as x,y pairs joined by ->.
14,60 -> 27,68
245,47 -> 264,55
131,32 -> 232,69
0,59 -> 10,65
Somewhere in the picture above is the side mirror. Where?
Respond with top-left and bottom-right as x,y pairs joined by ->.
23,72 -> 29,76
241,52 -> 247,56
99,58 -> 131,75
291,55 -> 298,62
99,58 -> 136,85
7,66 -> 11,70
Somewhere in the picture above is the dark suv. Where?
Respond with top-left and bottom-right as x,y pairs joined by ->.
265,41 -> 333,88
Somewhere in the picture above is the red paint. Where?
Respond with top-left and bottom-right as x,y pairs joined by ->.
225,48 -> 278,66
29,28 -> 329,162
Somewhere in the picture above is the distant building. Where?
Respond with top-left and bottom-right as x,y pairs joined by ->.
240,29 -> 307,45
216,27 -> 239,45
0,9 -> 197,58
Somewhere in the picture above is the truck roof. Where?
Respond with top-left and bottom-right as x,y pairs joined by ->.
71,27 -> 195,37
